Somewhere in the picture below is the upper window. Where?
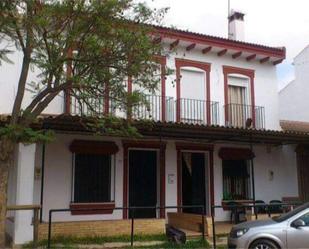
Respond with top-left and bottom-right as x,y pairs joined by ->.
227,76 -> 250,105
73,153 -> 114,203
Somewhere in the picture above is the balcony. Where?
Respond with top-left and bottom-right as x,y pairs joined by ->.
131,95 -> 174,122
70,95 -> 266,130
177,98 -> 219,125
224,104 -> 265,129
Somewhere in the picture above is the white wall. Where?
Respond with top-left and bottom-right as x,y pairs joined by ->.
279,45 -> 309,122
37,134 -> 298,222
0,49 -> 64,115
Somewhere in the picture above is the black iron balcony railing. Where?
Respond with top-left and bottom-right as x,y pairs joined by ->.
71,95 -> 108,116
177,98 -> 219,125
70,94 -> 221,125
131,95 -> 174,122
224,103 -> 265,129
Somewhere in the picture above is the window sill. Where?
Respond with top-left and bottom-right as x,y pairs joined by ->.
70,202 -> 115,215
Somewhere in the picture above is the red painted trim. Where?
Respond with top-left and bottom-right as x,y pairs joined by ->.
176,142 -> 214,215
260,57 -> 270,64
122,140 -> 167,219
65,48 -> 73,114
223,65 -> 255,78
170,39 -> 179,50
223,65 -> 256,127
70,202 -> 115,215
153,37 -> 162,44
155,27 -> 285,59
273,59 -> 284,65
232,51 -> 242,59
202,46 -> 212,54
175,59 -> 211,123
246,54 -> 256,61
175,142 -> 214,151
217,49 -> 227,57
186,43 -> 196,51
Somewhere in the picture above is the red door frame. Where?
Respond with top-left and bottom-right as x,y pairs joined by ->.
223,65 -> 256,127
175,59 -> 211,123
175,142 -> 214,216
122,140 -> 167,219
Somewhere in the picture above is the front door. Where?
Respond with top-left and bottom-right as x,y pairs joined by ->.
129,150 -> 157,218
182,152 -> 208,214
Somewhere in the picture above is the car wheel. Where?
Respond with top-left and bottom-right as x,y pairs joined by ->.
249,239 -> 279,249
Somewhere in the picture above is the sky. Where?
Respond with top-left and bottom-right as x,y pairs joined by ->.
144,0 -> 309,90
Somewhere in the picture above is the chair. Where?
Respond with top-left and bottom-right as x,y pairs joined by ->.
269,200 -> 283,214
254,200 -> 267,214
226,201 -> 246,224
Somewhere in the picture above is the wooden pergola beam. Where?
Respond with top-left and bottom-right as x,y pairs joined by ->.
202,46 -> 212,54
217,49 -> 227,57
170,39 -> 179,50
186,43 -> 196,51
260,56 -> 270,64
232,51 -> 242,59
246,54 -> 256,61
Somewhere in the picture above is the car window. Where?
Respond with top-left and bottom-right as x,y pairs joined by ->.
299,212 -> 309,226
273,204 -> 309,223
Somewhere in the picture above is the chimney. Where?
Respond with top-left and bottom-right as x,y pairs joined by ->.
228,10 -> 245,41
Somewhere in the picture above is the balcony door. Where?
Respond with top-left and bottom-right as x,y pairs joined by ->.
180,68 -> 206,124
227,76 -> 250,127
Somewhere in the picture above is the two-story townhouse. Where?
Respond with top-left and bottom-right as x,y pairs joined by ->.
2,11 -> 309,245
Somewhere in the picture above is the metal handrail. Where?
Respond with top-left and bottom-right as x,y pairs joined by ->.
7,205 -> 41,248
224,103 -> 265,129
47,205 -> 206,249
177,98 -> 220,125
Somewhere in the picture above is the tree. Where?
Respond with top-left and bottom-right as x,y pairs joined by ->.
0,0 -> 167,246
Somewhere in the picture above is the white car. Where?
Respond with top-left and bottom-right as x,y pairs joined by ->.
228,203 -> 309,249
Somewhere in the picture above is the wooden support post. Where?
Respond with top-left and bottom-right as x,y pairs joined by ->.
33,208 -> 39,248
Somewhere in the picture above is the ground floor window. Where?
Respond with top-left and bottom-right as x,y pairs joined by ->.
73,153 -> 115,203
222,160 -> 251,200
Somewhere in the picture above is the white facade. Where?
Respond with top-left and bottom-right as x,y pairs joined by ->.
279,45 -> 309,122
2,25 -> 301,246
8,134 -> 297,225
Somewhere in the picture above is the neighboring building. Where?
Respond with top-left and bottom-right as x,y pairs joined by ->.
2,10 -> 309,245
279,45 -> 309,123
279,45 -> 309,213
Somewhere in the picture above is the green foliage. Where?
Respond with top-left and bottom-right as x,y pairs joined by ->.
22,235 -> 209,249
0,125 -> 54,144
223,191 -> 233,201
0,0 -> 169,141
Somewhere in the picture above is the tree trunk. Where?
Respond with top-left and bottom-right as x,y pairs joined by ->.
0,140 -> 14,248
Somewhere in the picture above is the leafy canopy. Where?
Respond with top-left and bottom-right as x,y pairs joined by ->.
0,0 -> 168,143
